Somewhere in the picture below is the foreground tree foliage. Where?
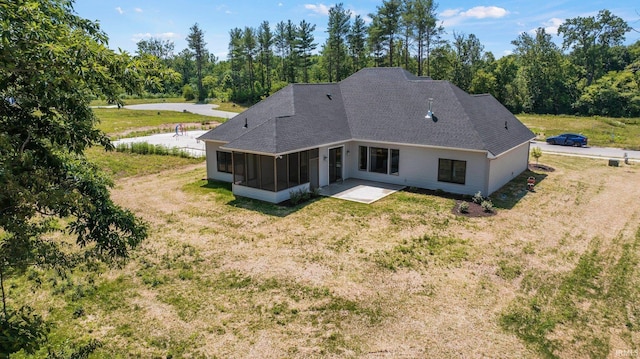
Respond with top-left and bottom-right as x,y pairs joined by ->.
0,0 -> 148,356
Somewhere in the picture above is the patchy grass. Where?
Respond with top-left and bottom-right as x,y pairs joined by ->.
86,147 -> 203,179
500,228 -> 640,358
518,114 -> 640,150
373,234 -> 469,271
91,97 -> 187,106
93,108 -> 222,135
8,151 -> 640,358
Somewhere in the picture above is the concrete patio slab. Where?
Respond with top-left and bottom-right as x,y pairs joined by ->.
112,130 -> 208,157
318,179 -> 405,204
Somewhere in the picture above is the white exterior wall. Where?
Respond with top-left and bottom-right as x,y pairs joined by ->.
233,183 -> 310,203
346,141 -> 488,196
486,141 -> 531,194
205,138 -> 527,202
317,143 -> 350,187
204,141 -> 233,182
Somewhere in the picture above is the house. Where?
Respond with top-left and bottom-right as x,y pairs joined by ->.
197,67 -> 536,203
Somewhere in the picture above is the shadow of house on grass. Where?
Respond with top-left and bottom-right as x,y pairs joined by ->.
490,167 -> 552,210
198,180 -> 318,217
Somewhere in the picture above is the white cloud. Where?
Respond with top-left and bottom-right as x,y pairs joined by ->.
115,7 -> 124,15
441,6 -> 509,21
441,8 -> 462,18
460,6 -> 509,19
440,5 -> 509,27
541,17 -> 563,35
526,18 -> 563,36
135,8 -> 143,13
304,3 -> 331,16
278,2 -> 283,6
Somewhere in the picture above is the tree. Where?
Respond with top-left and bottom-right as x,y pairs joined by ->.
405,0 -> 444,76
257,21 -> 274,95
558,9 -> 631,86
531,146 -> 543,165
451,32 -> 484,91
243,27 -> 258,98
347,15 -> 368,73
297,20 -> 317,83
512,28 -> 574,114
370,0 -> 403,67
0,0 -> 147,355
325,3 -> 351,82
187,23 -> 209,102
136,37 -> 175,60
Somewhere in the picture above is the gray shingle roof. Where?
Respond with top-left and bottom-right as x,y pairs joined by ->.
198,67 -> 535,156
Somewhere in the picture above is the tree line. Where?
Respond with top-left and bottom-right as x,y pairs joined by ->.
141,1 -> 639,117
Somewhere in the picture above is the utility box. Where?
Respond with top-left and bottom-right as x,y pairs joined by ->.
608,159 -> 619,167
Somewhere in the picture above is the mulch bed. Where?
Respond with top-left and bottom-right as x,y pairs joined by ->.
452,200 -> 497,218
403,187 -> 496,218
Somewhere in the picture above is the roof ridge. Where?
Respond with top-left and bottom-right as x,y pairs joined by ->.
447,83 -> 490,151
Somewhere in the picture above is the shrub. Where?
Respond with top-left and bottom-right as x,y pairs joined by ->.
481,199 -> 494,213
182,85 -> 195,101
531,146 -> 542,164
458,201 -> 470,214
472,191 -> 484,204
289,189 -> 305,205
289,188 -> 319,205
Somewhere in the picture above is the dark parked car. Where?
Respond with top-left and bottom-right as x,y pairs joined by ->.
545,133 -> 588,147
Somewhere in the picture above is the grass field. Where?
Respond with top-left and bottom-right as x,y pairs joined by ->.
7,109 -> 640,358
10,154 -> 640,358
518,114 -> 640,150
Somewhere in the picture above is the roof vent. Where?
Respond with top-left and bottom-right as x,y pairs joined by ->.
243,118 -> 248,129
504,120 -> 508,130
326,93 -> 332,100
425,98 -> 434,120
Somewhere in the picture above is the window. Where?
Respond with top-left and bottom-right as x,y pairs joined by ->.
359,146 -> 399,175
358,146 -> 368,171
216,151 -> 232,173
390,149 -> 399,175
438,159 -> 466,184
231,149 -> 316,192
369,147 -> 388,174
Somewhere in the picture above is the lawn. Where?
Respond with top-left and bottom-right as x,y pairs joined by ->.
94,108 -> 223,136
7,109 -> 640,358
518,114 -> 640,150
92,98 -> 247,138
10,149 -> 640,358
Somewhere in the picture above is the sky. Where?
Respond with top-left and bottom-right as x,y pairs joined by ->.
73,0 -> 640,59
